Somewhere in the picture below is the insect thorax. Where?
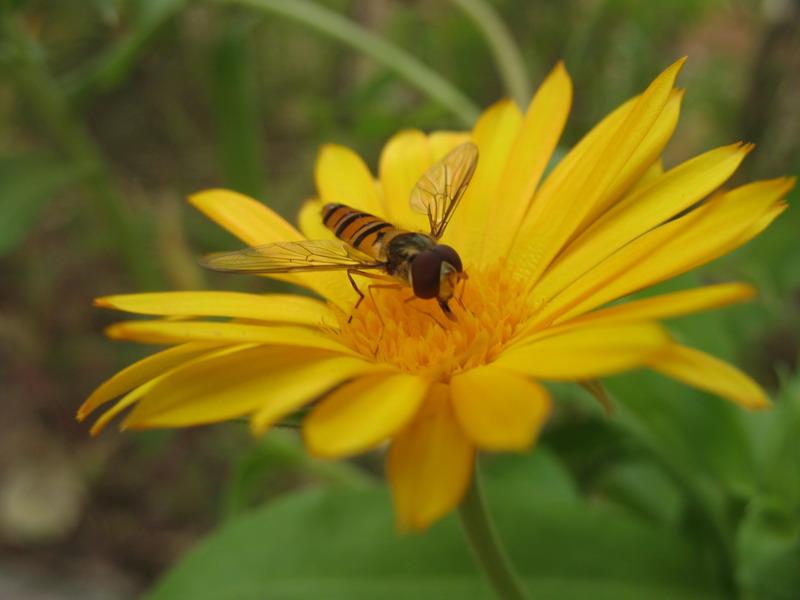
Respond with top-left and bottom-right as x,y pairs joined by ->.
383,232 -> 435,281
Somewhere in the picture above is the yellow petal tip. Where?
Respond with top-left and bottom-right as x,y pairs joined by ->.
248,419 -> 269,437
494,97 -> 517,109
93,296 -> 114,308
663,56 -> 688,80
187,188 -> 224,205
737,283 -> 758,301
303,441 -> 335,460
317,142 -> 345,158
750,400 -> 772,411
104,323 -> 127,340
551,60 -> 569,76
188,188 -> 258,209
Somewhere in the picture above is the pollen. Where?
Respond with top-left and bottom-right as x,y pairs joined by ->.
334,265 -> 532,380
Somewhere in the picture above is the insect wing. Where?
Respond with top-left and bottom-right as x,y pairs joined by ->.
199,239 -> 384,274
409,141 -> 478,240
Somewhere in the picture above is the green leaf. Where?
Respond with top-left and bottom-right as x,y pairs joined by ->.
749,370 -> 800,505
0,155 -> 85,257
736,371 -> 800,599
604,278 -> 763,499
748,543 -> 800,600
481,449 -> 579,504
596,460 -> 684,526
222,431 -> 371,517
148,451 -> 724,600
737,499 -> 800,600
609,371 -> 758,498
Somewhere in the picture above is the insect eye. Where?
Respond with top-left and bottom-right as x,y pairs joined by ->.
411,250 -> 442,299
432,244 -> 462,273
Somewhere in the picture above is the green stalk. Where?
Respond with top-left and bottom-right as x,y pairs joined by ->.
2,13 -> 159,289
207,0 -> 481,126
209,14 -> 268,199
67,0 -> 189,101
458,461 -> 530,600
448,0 -> 531,107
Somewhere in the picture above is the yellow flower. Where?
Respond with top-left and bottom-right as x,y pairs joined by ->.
80,58 -> 793,531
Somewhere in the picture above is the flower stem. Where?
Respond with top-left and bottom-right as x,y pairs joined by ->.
448,0 -> 531,108
458,462 -> 530,600
207,0 -> 481,126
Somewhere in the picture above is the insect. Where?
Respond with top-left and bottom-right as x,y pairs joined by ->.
199,142 -> 479,321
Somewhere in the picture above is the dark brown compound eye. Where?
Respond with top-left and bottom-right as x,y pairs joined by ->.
432,244 -> 462,273
410,250 -> 442,299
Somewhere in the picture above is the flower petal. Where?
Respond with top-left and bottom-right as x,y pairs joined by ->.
647,344 -> 770,409
91,377 -> 158,436
378,130 -> 433,228
564,283 -> 756,327
78,342 -> 224,419
96,291 -> 335,325
628,158 -> 665,194
511,58 -> 685,284
539,177 -> 792,324
387,383 -> 474,531
249,359 -> 392,434
190,189 -> 354,308
304,373 -> 431,458
496,323 -> 670,380
106,320 -> 355,354
452,99 -> 522,262
521,96 -> 636,227
90,344 -> 255,433
716,198 -> 788,254
450,365 -> 551,451
428,131 -> 471,160
316,144 -> 384,218
579,88 -> 683,227
189,188 -> 302,246
297,197 -> 337,241
482,62 -> 572,262
121,347 -> 381,429
535,142 -> 753,301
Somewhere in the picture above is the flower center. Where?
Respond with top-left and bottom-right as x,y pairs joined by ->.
334,265 -> 532,381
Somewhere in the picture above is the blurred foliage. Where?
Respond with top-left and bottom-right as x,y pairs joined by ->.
148,452 -> 730,600
0,0 -> 798,598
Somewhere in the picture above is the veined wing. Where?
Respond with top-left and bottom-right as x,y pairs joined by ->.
409,141 -> 478,240
199,239 -> 385,274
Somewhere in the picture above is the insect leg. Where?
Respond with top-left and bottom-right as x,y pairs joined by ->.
346,270 -> 367,315
364,282 -> 404,326
364,282 -> 408,356
346,270 -> 396,324
455,273 -> 474,316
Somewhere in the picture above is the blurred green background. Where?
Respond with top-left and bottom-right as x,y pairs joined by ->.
1,0 -> 798,598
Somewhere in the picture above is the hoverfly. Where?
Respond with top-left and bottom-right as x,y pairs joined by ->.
199,142 -> 479,321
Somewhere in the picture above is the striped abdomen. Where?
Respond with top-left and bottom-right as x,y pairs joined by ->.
322,203 -> 397,260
